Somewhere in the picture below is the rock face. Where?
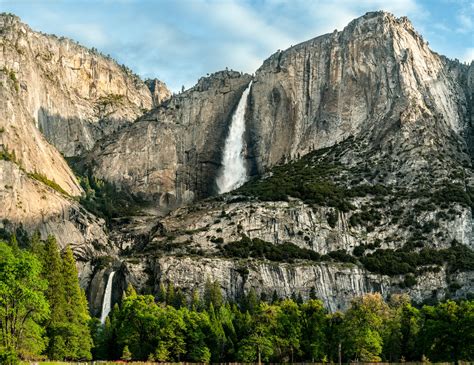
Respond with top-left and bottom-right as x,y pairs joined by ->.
91,11 -> 473,311
89,71 -> 252,210
0,62 -> 110,259
0,13 -> 169,157
0,13 -> 136,257
145,79 -> 172,107
2,11 -> 473,313
246,12 -> 469,176
146,256 -> 472,311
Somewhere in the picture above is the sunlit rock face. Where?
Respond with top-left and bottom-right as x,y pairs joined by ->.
88,71 -> 253,210
246,11 -> 469,178
95,11 -> 474,310
0,13 -> 165,157
2,11 -> 474,312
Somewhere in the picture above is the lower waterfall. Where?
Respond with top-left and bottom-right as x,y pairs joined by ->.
100,271 -> 115,324
216,81 -> 252,194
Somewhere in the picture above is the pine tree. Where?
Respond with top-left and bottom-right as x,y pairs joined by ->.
61,246 -> 93,360
243,288 -> 260,314
121,345 -> 132,361
41,235 -> 67,359
272,290 -> 280,304
191,288 -> 202,311
157,282 -> 166,303
125,283 -> 137,298
166,282 -> 175,306
204,278 -> 223,309
174,287 -> 186,308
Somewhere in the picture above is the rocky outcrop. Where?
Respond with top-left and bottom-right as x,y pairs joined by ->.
87,12 -> 474,311
148,198 -> 473,255
145,79 -> 172,107
109,254 -> 473,312
246,12 -> 469,177
0,14 -> 112,256
2,11 -> 473,313
89,71 -> 252,210
0,13 -> 169,157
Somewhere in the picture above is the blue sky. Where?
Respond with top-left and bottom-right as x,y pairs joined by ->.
1,0 -> 473,91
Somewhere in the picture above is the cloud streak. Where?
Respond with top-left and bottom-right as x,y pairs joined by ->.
1,0 -> 472,90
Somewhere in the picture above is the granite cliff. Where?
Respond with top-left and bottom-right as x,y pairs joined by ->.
0,13 -> 169,262
1,11 -> 473,314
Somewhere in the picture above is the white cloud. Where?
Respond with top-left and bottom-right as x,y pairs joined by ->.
7,0 -> 471,91
64,23 -> 108,47
461,48 -> 474,63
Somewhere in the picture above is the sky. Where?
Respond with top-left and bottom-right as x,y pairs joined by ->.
1,0 -> 473,91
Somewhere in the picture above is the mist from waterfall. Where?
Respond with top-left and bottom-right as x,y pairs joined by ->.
216,81 -> 252,194
100,271 -> 115,324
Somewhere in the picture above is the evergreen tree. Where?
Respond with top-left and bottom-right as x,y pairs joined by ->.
204,278 -> 223,310
41,235 -> 67,360
174,287 -> 187,308
271,290 -> 280,304
191,288 -> 203,311
121,345 -> 132,361
237,303 -> 278,364
61,246 -> 93,360
243,288 -> 260,314
157,282 -> 166,303
166,282 -> 175,306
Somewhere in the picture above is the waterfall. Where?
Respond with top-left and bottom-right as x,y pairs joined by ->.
216,81 -> 252,194
100,271 -> 115,324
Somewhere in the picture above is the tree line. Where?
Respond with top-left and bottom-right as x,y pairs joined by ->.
0,231 -> 473,363
94,285 -> 473,363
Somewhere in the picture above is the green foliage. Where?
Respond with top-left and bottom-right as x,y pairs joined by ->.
0,147 -> 17,163
326,210 -> 338,228
236,148 -> 357,211
1,66 -> 19,92
360,245 -> 474,275
60,247 -> 93,359
73,171 -> 143,223
0,241 -> 49,361
221,235 -> 320,262
94,289 -> 474,363
27,172 -> 69,196
204,278 -> 223,310
300,300 -> 327,361
0,230 -> 93,362
342,293 -> 388,362
1,229 -> 472,362
325,249 -> 358,264
121,345 -> 132,361
420,300 -> 474,361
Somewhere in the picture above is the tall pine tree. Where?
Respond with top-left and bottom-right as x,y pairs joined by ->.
41,235 -> 67,359
61,246 -> 93,360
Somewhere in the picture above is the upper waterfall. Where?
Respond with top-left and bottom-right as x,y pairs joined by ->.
100,271 -> 115,324
216,81 -> 252,194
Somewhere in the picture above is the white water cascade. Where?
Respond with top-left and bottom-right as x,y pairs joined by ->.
216,81 -> 252,194
100,271 -> 115,324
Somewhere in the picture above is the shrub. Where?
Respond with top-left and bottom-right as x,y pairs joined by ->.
221,235 -> 320,262
326,210 -> 338,228
27,171 -> 69,196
